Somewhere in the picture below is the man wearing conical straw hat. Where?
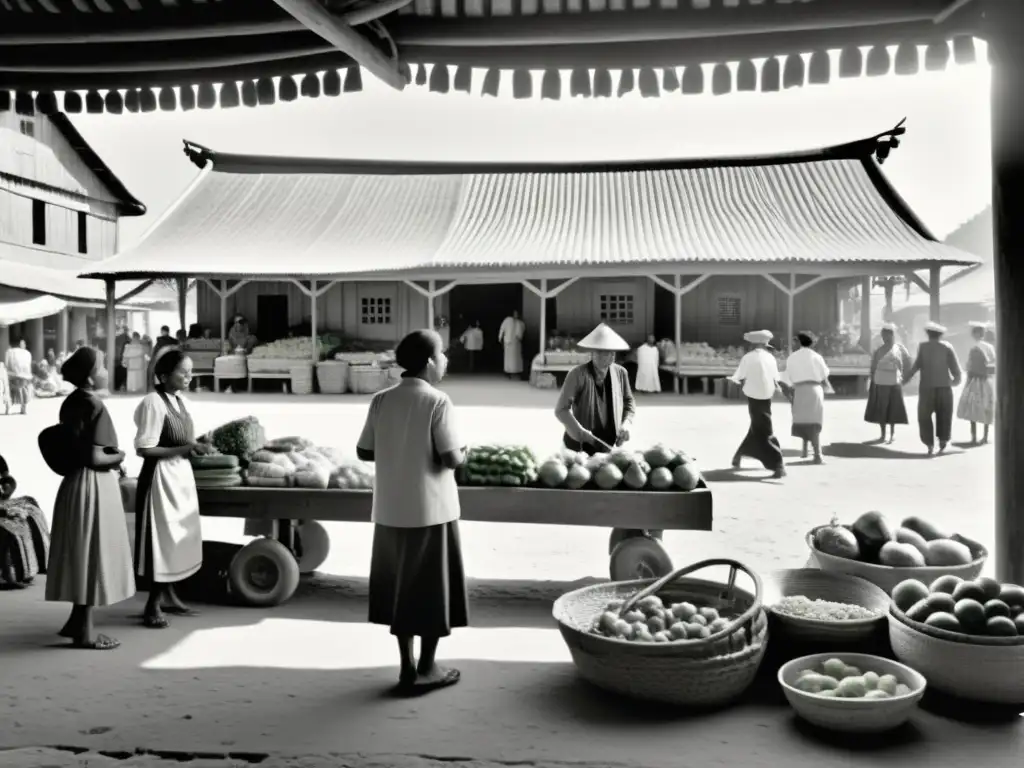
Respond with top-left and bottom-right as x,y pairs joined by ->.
902,320 -> 962,455
554,323 -> 635,456
728,330 -> 786,479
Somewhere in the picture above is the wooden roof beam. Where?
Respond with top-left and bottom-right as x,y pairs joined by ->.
269,0 -> 407,90
934,0 -> 977,25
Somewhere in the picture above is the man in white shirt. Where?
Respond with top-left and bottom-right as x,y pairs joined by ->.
4,338 -> 33,415
729,330 -> 786,479
459,320 -> 484,372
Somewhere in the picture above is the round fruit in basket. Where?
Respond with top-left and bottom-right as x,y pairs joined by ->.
892,575 -> 1024,637
590,594 -> 748,650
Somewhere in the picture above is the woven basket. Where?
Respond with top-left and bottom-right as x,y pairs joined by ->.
888,610 -> 1024,704
349,366 -> 389,395
316,361 -> 349,394
764,569 -> 889,644
805,527 -> 987,593
290,363 -> 314,395
213,355 -> 247,378
552,559 -> 768,707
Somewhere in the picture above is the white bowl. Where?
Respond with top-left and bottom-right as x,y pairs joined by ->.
777,652 -> 927,733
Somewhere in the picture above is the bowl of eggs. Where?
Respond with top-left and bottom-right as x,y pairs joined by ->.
777,653 -> 927,733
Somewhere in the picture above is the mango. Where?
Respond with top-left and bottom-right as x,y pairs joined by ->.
929,574 -> 964,594
895,527 -> 930,558
892,579 -> 930,612
879,541 -> 926,567
984,599 -> 1011,619
925,612 -> 962,633
924,539 -> 973,567
953,599 -> 987,632
900,516 -> 948,541
998,583 -> 1024,609
986,616 -> 1018,637
951,581 -> 987,604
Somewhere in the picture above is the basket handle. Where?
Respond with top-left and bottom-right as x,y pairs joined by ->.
617,558 -> 764,647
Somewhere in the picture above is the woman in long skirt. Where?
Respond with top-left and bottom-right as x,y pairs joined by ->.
864,322 -> 912,444
123,332 -> 148,394
134,348 -> 203,628
957,321 -> 996,445
782,332 -> 831,464
44,347 -> 135,650
357,329 -> 469,696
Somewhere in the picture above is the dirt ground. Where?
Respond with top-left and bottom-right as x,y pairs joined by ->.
0,377 -> 1016,767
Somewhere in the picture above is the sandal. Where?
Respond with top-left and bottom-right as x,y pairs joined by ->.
143,614 -> 169,629
72,634 -> 120,650
162,605 -> 200,617
405,668 -> 461,697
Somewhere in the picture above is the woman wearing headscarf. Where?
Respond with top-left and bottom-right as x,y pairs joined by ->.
133,348 -> 203,629
956,321 -> 996,445
44,347 -> 136,650
781,332 -> 831,464
357,329 -> 469,695
864,322 -> 913,444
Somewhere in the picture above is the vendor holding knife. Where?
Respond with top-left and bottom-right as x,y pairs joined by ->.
554,323 -> 636,456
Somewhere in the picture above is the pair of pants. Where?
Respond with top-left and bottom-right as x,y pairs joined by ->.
918,386 -> 954,448
736,397 -> 785,471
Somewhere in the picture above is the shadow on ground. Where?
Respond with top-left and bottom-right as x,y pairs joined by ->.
821,442 -> 965,460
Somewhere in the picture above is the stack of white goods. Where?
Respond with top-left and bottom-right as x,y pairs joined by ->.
214,354 -> 247,378
290,362 -> 315,395
189,445 -> 243,487
349,365 -> 389,394
250,337 -> 333,361
315,360 -> 349,394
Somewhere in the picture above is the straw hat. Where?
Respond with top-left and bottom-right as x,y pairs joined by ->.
880,321 -> 897,332
742,329 -> 773,345
924,320 -> 947,334
968,320 -> 989,330
577,323 -> 630,352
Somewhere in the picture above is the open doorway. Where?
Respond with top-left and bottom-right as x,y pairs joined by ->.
448,283 -> 523,373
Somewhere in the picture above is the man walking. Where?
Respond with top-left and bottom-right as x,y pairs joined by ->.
729,330 -> 786,479
903,321 -> 962,455
459,320 -> 484,373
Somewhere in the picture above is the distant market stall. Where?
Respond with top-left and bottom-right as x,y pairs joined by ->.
79,128 -> 977,396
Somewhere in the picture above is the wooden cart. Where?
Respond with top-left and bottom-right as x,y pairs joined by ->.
121,481 -> 713,607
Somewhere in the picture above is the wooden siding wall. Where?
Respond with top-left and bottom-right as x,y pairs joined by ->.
196,280 -> 426,342
553,277 -> 656,345
0,188 -> 117,266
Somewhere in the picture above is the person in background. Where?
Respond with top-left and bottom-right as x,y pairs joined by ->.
4,338 -> 33,415
114,325 -> 130,392
864,322 -> 913,444
902,321 -> 962,455
123,332 -> 148,394
228,314 -> 252,352
634,334 -> 661,394
459,320 -> 484,373
781,332 -> 831,464
175,329 -> 187,345
357,329 -> 469,696
133,349 -> 203,629
729,330 -> 786,479
498,310 -> 525,380
44,347 -> 135,650
956,321 -> 996,445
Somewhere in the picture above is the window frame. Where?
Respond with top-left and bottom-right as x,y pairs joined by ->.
360,295 -> 393,326
716,293 -> 743,326
77,211 -> 88,254
31,199 -> 46,246
597,292 -> 636,326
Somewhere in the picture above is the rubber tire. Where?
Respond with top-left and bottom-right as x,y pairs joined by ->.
296,520 -> 331,574
608,528 -> 665,555
609,537 -> 674,582
228,538 -> 301,607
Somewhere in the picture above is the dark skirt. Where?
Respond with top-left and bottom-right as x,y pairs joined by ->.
737,397 -> 784,471
368,520 -> 469,638
864,384 -> 909,425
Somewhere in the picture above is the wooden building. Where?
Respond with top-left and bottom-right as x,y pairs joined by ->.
0,109 -> 149,358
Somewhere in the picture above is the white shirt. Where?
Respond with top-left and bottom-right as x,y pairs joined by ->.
461,327 -> 484,351
4,347 -> 32,379
731,348 -> 780,400
134,391 -> 186,449
357,377 -> 462,528
782,347 -> 830,386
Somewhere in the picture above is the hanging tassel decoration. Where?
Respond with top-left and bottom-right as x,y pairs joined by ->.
807,50 -> 830,85
481,68 -> 501,97
415,64 -> 428,86
661,67 -> 680,93
255,77 -> 275,105
711,63 -> 731,96
924,41 -> 950,72
240,80 -> 258,107
35,92 -> 58,115
736,60 -> 757,91
63,91 -> 83,113
512,69 -> 532,99
0,90 -> 10,112
865,46 -> 891,76
429,63 -> 451,94
760,56 -> 781,92
681,64 -> 704,95
893,42 -> 919,76
278,75 -> 299,102
617,68 -> 635,97
344,67 -> 363,92
158,87 -> 177,112
638,68 -> 660,98
453,65 -> 472,93
13,91 -> 33,116
85,90 -> 104,114
124,89 -> 140,113
541,69 -> 561,100
196,83 -> 217,109
179,85 -> 196,112
952,36 -> 976,65
322,69 -> 342,97
300,73 -> 321,98
219,81 -> 241,108
103,90 -> 124,114
569,68 -> 592,98
139,87 -> 157,113
782,54 -> 805,89
838,47 -> 863,78
593,68 -> 613,98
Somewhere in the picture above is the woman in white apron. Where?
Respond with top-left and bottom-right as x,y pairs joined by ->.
133,348 -> 203,628
634,334 -> 662,393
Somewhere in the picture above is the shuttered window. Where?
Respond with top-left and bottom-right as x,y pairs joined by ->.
31,199 -> 46,246
77,211 -> 88,254
361,296 -> 392,325
599,294 -> 634,325
717,296 -> 741,325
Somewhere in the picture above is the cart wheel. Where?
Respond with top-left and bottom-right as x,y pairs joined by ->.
228,538 -> 300,607
608,528 -> 665,555
609,537 -> 673,582
296,520 -> 330,574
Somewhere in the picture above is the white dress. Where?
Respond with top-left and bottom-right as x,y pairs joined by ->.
498,317 -> 525,374
134,392 -> 203,583
635,344 -> 661,392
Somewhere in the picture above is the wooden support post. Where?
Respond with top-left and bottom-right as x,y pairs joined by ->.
427,279 -> 436,328
859,276 -> 872,352
787,273 -> 796,353
28,317 -> 44,361
928,265 -> 942,323
105,280 -> 117,391
176,276 -> 188,335
988,0 -> 1024,584
310,279 -> 319,367
219,280 -> 228,353
538,278 -> 548,363
0,326 -> 8,359
674,274 -> 682,395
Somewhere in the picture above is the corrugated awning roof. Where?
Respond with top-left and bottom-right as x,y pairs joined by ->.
0,242 -> 153,302
82,131 -> 980,281
0,286 -> 66,327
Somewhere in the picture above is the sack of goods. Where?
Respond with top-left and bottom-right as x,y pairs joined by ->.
0,496 -> 51,588
189,447 -> 243,488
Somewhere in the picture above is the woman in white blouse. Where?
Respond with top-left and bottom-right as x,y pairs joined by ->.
133,348 -> 203,628
782,332 -> 831,464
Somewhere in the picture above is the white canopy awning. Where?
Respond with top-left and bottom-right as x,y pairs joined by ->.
0,286 -> 67,327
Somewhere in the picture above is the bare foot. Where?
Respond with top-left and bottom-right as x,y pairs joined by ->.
412,665 -> 461,693
71,633 -> 120,650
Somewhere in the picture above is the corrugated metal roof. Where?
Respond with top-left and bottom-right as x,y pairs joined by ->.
0,242 -> 150,302
84,150 -> 979,280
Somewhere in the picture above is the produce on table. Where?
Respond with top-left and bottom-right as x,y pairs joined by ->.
793,658 -> 912,699
565,465 -> 590,490
810,512 -> 978,567
535,444 -> 702,491
249,336 -> 336,360
892,575 -> 1024,637
189,446 -> 243,488
201,416 -> 267,461
772,595 -> 880,622
590,595 -> 748,649
458,445 -> 539,487
263,436 -> 313,453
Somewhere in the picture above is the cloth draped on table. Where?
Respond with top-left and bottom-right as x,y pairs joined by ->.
45,389 -> 135,606
864,343 -> 912,426
498,316 -> 525,375
635,344 -> 661,393
556,362 -> 635,454
957,341 -> 996,425
133,390 -> 203,586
